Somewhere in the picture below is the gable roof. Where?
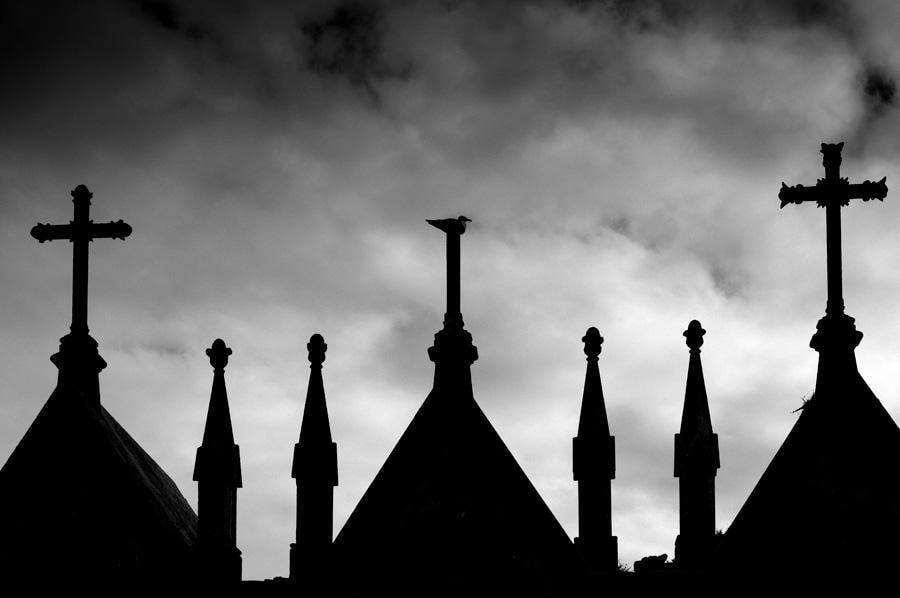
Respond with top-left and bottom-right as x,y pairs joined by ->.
333,326 -> 584,596
717,315 -> 900,576
0,334 -> 198,586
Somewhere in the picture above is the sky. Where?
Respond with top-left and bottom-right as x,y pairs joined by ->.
2,0 -> 900,580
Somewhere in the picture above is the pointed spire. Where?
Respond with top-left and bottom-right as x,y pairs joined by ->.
297,334 -> 333,447
674,320 -> 719,569
198,339 -> 239,453
290,334 -> 338,586
573,327 -> 617,573
193,338 -> 242,585
577,327 -> 611,439
678,321 -> 716,445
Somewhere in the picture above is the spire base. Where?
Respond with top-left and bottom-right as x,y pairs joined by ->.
428,321 -> 478,365
49,331 -> 107,407
810,312 -> 862,354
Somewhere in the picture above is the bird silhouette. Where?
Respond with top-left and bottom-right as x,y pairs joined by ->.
427,216 -> 471,235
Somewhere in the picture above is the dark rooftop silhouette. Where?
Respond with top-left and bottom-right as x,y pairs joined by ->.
573,326 -> 618,573
194,338 -> 242,585
673,320 -> 719,569
4,143 -> 900,591
332,218 -> 584,595
0,187 -> 196,588
718,142 -> 900,580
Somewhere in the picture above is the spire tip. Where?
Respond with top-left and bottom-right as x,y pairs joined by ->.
308,334 -> 327,366
582,327 -> 603,358
684,320 -> 705,350
206,338 -> 231,370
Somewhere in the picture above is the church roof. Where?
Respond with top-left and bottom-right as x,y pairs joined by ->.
333,325 -> 584,596
0,333 -> 198,586
717,314 -> 900,576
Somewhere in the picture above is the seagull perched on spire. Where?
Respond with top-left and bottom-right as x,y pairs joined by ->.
427,215 -> 471,235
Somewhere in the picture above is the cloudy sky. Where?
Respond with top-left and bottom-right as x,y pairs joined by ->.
2,0 -> 900,579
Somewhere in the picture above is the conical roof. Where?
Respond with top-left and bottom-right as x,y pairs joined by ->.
718,314 -> 900,576
334,325 -> 584,596
0,333 -> 198,587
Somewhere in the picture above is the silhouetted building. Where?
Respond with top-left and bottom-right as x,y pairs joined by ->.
0,187 -> 196,589
573,326 -> 618,573
3,144 -> 900,592
717,142 -> 899,583
194,338 -> 242,586
290,333 -> 338,588
673,320 -> 719,569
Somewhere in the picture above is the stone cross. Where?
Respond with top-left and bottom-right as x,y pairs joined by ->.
426,216 -> 471,329
779,143 -> 887,316
31,185 -> 132,335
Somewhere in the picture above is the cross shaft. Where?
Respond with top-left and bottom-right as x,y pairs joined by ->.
778,143 -> 887,316
31,185 -> 132,334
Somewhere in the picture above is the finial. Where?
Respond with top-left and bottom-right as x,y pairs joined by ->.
820,142 -> 844,170
684,320 -> 705,351
582,327 -> 603,359
71,184 -> 93,204
206,338 -> 232,370
308,333 -> 327,366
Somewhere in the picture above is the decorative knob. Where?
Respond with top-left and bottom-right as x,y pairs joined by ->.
206,338 -> 232,370
684,320 -> 705,351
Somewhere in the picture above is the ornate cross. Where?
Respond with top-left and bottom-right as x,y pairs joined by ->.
779,143 -> 887,316
426,216 -> 471,329
31,185 -> 132,335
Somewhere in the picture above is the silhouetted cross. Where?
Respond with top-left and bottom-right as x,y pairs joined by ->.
779,143 -> 887,316
426,216 -> 471,328
31,185 -> 132,335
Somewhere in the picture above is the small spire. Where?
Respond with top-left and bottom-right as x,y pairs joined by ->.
195,339 -> 241,481
573,326 -> 617,571
291,334 -> 338,584
297,334 -> 334,448
577,327 -> 610,438
194,337 -> 243,584
674,320 -> 719,569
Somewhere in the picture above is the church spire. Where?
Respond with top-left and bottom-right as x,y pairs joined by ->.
779,142 -> 887,392
425,216 -> 479,416
290,334 -> 338,588
31,185 -> 132,407
572,327 -> 617,573
673,320 -> 719,569
193,338 -> 243,585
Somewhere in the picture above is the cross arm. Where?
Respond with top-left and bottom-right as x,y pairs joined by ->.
88,220 -> 133,240
846,177 -> 888,202
778,182 -> 818,208
779,177 -> 888,209
30,223 -> 73,242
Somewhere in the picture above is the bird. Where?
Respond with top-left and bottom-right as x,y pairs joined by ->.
426,215 -> 471,235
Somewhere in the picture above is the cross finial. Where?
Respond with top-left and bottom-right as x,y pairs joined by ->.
684,320 -> 705,351
206,338 -> 232,370
582,327 -> 604,359
308,334 -> 327,367
71,184 -> 93,204
778,142 -> 887,316
31,185 -> 132,335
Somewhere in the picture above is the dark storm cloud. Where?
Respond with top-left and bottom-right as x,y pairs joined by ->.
300,1 -> 411,100
136,0 -> 212,42
582,0 -> 853,34
862,66 -> 897,116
